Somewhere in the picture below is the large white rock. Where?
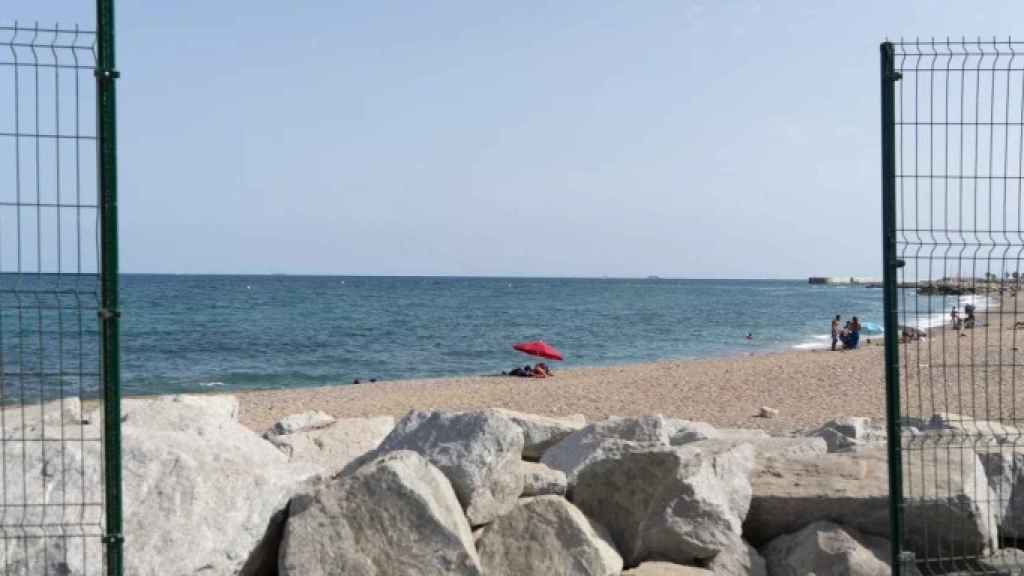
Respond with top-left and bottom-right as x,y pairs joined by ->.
667,419 -> 769,446
520,461 -> 568,497
541,415 -> 673,483
280,450 -> 481,576
624,563 -> 713,575
476,495 -> 622,576
121,394 -> 320,576
266,416 -> 395,477
665,419 -> 720,444
901,445 -> 998,556
745,446 -> 997,556
572,440 -> 755,566
0,396 -> 84,435
761,521 -> 892,576
492,409 -> 586,460
810,417 -> 882,453
706,539 -> 767,576
929,413 -> 1021,440
0,424 -> 102,576
752,436 -> 828,460
977,443 -> 1024,537
360,410 -> 525,526
0,394 -> 320,576
269,410 -> 336,435
977,548 -> 1024,576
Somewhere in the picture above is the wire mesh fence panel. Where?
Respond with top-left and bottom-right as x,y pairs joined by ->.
883,39 -> 1024,576
0,22 -> 105,575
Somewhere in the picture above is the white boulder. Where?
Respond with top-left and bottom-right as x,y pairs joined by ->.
761,521 -> 892,576
280,450 -> 481,576
667,419 -> 768,446
266,415 -> 395,477
929,413 -> 1020,441
810,417 -> 882,452
572,440 -> 755,565
492,409 -> 586,460
977,443 -> 1024,537
745,446 -> 997,556
269,410 -> 336,435
541,415 -> 673,483
520,461 -> 567,497
121,394 -> 320,576
624,563 -> 713,575
706,539 -> 767,576
360,410 -> 525,526
476,495 -> 622,576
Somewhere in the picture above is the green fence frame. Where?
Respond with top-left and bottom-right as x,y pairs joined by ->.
880,40 -> 905,576
96,1 -> 122,574
883,38 -> 1024,576
0,1 -> 121,574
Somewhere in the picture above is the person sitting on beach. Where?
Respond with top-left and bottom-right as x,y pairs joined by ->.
537,362 -> 553,376
964,304 -> 976,329
531,364 -> 548,378
843,317 -> 862,349
831,315 -> 841,351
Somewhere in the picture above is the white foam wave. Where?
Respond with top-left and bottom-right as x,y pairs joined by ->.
792,334 -> 831,350
790,294 -> 1001,350
907,294 -> 997,331
197,381 -> 226,388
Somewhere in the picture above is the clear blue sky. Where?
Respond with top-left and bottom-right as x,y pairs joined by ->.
6,1 -> 1021,277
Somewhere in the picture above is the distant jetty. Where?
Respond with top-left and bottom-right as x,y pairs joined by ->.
808,276 -> 880,286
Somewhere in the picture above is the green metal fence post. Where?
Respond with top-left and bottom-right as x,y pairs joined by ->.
880,41 -> 903,576
97,0 -> 123,575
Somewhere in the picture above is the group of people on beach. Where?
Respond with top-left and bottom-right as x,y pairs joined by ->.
950,304 -> 976,330
504,363 -> 554,378
831,315 -> 861,351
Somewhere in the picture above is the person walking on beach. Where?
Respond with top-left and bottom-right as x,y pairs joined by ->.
831,315 -> 841,351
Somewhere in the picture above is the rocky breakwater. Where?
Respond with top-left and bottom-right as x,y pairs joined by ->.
27,396 -> 1024,575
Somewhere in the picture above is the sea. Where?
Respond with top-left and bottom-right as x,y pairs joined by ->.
114,275 -> 901,397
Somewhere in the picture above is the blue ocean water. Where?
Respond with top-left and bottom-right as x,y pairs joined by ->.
119,275 -> 887,396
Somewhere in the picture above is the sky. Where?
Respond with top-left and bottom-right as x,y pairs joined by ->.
4,1 -> 1023,278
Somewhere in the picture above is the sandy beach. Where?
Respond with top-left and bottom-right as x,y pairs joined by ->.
233,289 -> 1024,435
236,343 -> 887,434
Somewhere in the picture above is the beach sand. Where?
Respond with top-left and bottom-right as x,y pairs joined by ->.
234,291 -> 1024,435
236,343 -> 887,434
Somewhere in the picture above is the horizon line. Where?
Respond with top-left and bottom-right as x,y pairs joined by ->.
114,272 -> 861,281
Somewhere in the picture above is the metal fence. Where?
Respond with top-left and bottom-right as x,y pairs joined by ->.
0,2 -> 121,574
883,39 -> 1024,575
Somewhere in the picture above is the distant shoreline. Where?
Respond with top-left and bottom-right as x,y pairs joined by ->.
118,272 -> 827,281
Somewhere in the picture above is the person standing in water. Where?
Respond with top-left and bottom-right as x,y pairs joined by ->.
831,315 -> 841,351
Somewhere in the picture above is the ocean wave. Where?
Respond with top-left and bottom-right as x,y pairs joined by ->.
792,335 -> 831,350
905,294 -> 997,330
197,381 -> 227,388
791,294 -> 1000,350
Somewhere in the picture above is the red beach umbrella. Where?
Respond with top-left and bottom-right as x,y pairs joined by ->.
513,340 -> 564,361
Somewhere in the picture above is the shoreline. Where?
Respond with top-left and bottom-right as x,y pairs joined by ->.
231,342 -> 887,434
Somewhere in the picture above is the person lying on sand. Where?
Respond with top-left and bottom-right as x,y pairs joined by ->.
505,365 -> 531,377
504,363 -> 554,378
